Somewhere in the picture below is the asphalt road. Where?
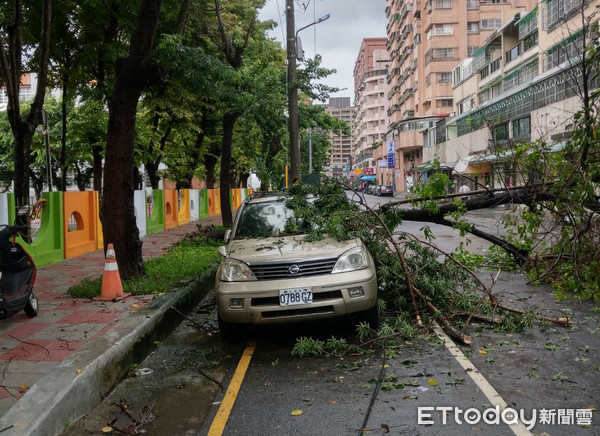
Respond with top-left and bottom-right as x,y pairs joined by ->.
63,195 -> 599,436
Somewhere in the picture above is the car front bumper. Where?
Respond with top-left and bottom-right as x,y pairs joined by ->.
216,267 -> 377,324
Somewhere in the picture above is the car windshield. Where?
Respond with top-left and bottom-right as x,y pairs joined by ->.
234,199 -> 313,239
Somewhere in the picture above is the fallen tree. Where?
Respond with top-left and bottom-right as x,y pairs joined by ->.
286,181 -> 571,347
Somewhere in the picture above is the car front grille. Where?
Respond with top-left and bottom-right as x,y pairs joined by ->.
251,290 -> 343,307
249,258 -> 337,280
261,305 -> 335,319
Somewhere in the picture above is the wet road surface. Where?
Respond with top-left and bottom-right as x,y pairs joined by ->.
63,202 -> 599,436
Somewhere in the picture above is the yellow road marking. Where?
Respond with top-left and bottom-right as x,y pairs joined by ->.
207,341 -> 256,436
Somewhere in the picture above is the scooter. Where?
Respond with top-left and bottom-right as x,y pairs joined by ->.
0,224 -> 39,319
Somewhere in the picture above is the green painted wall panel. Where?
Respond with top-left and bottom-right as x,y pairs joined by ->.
198,189 -> 209,218
146,189 -> 165,235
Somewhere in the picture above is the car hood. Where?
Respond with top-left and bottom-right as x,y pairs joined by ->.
226,235 -> 360,264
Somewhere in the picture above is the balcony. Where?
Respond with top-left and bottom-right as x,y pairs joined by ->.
480,57 -> 501,79
402,109 -> 415,119
490,57 -> 501,73
505,43 -> 521,66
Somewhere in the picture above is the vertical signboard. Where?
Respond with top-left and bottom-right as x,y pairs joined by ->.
387,140 -> 395,168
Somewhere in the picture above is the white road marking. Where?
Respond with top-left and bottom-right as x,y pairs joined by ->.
432,323 -> 534,436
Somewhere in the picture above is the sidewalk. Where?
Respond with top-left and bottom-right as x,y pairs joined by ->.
0,216 -> 222,418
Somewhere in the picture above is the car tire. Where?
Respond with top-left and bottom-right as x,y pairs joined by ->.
218,314 -> 245,342
356,304 -> 379,330
24,288 -> 39,317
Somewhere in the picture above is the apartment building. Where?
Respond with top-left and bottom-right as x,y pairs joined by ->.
429,0 -> 598,190
385,0 -> 534,192
352,38 -> 391,185
323,97 -> 354,178
0,73 -> 36,110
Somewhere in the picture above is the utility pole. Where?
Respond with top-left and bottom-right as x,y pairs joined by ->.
286,0 -> 301,182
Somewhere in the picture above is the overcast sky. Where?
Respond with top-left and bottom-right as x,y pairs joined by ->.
258,0 -> 387,102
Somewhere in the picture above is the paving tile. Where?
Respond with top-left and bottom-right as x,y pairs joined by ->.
53,300 -> 91,311
0,323 -> 20,336
0,387 -> 11,400
0,360 -> 58,374
0,337 -> 21,353
0,373 -> 44,393
46,339 -> 86,351
0,323 -> 51,340
55,310 -> 121,325
30,323 -> 106,341
0,397 -> 17,416
0,339 -> 53,361
27,311 -> 71,324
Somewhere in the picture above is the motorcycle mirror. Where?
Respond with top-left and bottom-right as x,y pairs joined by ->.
17,206 -> 29,216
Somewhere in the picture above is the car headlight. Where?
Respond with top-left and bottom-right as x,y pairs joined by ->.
220,258 -> 257,281
332,246 -> 369,274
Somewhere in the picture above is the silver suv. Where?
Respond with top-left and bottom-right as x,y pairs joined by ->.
215,193 -> 378,340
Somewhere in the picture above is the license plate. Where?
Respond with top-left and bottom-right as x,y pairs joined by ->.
279,288 -> 313,306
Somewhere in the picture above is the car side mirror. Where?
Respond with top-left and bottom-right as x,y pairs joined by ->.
217,246 -> 227,257
224,229 -> 231,243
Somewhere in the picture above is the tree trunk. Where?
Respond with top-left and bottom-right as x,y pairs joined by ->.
220,112 -> 238,226
0,0 -> 52,215
146,161 -> 160,189
102,0 -> 163,279
204,141 -> 219,189
240,172 -> 249,188
60,53 -> 69,191
381,189 -> 555,264
92,145 -> 103,192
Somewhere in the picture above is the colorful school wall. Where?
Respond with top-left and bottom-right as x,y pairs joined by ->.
0,188 -> 249,268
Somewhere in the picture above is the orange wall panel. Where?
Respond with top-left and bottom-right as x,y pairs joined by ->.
63,191 -> 98,259
163,189 -> 178,229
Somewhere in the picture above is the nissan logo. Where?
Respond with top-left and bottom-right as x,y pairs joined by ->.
288,265 -> 300,275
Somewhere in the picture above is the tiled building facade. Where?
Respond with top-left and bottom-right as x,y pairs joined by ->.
426,0 -> 598,191
384,0 -> 535,192
352,38 -> 391,184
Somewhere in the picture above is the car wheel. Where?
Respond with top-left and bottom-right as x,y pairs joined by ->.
356,304 -> 379,330
24,288 -> 39,317
218,314 -> 245,342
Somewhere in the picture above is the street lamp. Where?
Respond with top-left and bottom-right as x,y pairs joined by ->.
295,14 -> 330,61
286,4 -> 330,181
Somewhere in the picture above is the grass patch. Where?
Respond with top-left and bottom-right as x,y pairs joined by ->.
68,237 -> 222,298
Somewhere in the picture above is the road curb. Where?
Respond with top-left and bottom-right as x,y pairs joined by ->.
0,270 -> 216,436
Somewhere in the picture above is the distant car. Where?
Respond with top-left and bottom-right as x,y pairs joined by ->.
215,193 -> 379,341
378,185 -> 393,197
366,184 -> 378,195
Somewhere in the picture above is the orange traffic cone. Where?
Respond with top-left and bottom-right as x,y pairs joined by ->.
93,243 -> 131,302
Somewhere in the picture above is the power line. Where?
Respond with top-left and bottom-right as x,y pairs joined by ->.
275,0 -> 286,45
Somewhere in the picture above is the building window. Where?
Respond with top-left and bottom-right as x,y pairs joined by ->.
467,22 -> 479,34
544,0 -> 584,31
440,99 -> 453,107
425,47 -> 458,64
512,116 -> 531,138
434,24 -> 454,36
523,31 -> 538,52
425,73 -> 432,86
480,19 -> 501,30
437,72 -> 452,83
435,0 -> 452,8
543,31 -> 584,72
468,46 -> 479,57
493,123 -> 509,142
